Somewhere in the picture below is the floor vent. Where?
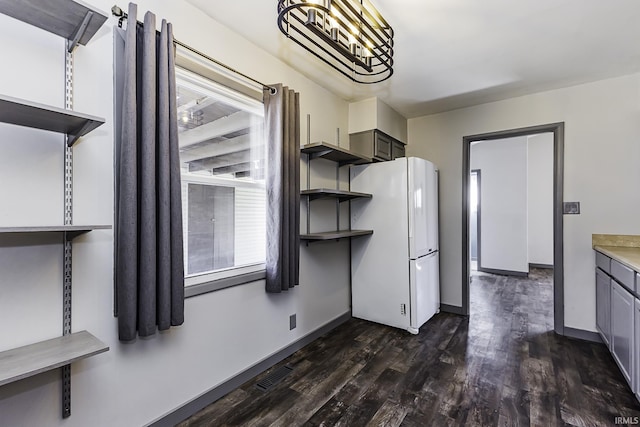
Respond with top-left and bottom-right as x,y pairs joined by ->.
255,365 -> 293,392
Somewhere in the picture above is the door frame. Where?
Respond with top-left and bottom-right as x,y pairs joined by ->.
462,122 -> 565,335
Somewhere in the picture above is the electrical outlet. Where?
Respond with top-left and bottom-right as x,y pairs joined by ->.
289,314 -> 297,330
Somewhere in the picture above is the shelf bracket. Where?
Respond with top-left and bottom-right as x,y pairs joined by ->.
67,11 -> 94,53
66,119 -> 96,147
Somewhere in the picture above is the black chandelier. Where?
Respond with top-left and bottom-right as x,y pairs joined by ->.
277,0 -> 394,84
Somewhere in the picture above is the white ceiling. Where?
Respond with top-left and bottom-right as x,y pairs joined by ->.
186,0 -> 640,118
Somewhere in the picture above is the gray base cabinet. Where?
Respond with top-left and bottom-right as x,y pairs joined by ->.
635,298 -> 640,399
596,268 -> 611,346
611,280 -> 634,385
595,248 -> 639,396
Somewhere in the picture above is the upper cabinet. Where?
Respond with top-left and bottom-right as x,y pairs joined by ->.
349,129 -> 406,162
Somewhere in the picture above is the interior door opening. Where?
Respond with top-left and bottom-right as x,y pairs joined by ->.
462,123 -> 564,335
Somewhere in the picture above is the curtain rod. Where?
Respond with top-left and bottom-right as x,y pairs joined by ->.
111,5 -> 277,95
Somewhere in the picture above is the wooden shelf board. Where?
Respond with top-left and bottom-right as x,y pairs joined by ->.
0,95 -> 105,146
301,142 -> 371,165
0,331 -> 109,387
0,0 -> 108,46
0,225 -> 111,240
300,229 -> 374,241
301,188 -> 372,202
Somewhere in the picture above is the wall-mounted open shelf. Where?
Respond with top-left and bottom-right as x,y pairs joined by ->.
0,0 -> 108,50
0,225 -> 111,240
300,230 -> 374,241
0,0 -> 109,419
0,331 -> 108,387
301,142 -> 371,166
301,188 -> 372,202
301,128 -> 373,245
0,95 -> 106,146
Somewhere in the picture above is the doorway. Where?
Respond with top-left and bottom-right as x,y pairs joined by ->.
462,123 -> 565,335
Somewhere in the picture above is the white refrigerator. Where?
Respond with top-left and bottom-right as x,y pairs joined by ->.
350,157 -> 440,334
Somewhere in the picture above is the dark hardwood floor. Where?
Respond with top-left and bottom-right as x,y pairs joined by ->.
178,269 -> 640,426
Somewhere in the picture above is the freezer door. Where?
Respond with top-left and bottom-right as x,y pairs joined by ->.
408,157 -> 432,259
410,251 -> 440,330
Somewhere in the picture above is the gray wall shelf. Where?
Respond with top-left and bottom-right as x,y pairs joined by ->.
0,95 -> 105,146
301,188 -> 372,202
0,0 -> 107,49
301,134 -> 373,244
301,142 -> 372,166
300,230 -> 374,241
0,225 -> 111,241
0,331 -> 109,387
0,0 -> 109,418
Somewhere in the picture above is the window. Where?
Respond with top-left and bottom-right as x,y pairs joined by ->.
175,66 -> 266,290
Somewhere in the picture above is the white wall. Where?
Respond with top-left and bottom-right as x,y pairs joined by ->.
348,97 -> 377,135
471,137 -> 529,273
348,97 -> 408,142
0,1 -> 354,426
527,133 -> 554,266
376,98 -> 408,143
408,73 -> 640,332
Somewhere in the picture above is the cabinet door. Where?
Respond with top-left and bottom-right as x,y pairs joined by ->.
596,268 -> 611,347
391,140 -> 405,159
373,131 -> 392,161
611,280 -> 634,386
635,298 -> 640,399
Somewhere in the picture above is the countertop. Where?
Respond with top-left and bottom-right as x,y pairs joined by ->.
594,245 -> 640,272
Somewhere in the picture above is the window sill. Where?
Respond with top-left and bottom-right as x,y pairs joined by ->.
185,270 -> 266,298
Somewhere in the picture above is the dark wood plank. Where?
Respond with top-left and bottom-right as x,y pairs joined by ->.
177,268 -> 640,426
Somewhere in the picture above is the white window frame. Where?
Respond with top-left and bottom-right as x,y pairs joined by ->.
175,64 -> 267,296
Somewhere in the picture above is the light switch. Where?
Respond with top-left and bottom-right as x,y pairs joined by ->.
563,202 -> 580,214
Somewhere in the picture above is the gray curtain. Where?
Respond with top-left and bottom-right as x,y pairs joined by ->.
264,84 -> 300,292
116,3 -> 184,341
